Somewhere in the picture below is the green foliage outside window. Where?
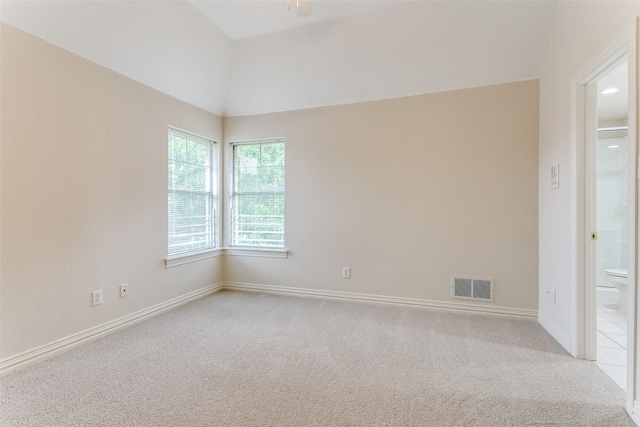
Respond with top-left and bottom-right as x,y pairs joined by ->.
168,129 -> 214,255
232,141 -> 285,247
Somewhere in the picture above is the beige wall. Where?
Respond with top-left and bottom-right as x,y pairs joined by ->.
1,22 -> 540,362
0,24 -> 223,358
224,80 -> 539,310
538,2 -> 640,351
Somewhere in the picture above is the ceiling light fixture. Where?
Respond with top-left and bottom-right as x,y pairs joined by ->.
288,0 -> 312,17
608,145 -> 620,149
600,87 -> 620,95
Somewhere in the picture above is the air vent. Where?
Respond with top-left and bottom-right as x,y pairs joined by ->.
452,276 -> 493,302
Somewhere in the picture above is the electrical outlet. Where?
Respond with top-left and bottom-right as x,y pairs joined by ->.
92,290 -> 103,306
120,284 -> 128,298
547,288 -> 556,304
342,267 -> 351,279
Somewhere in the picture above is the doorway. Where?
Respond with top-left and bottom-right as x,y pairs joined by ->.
593,59 -> 630,390
573,18 -> 638,416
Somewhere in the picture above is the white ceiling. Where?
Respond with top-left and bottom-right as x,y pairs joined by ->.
190,0 -> 397,40
224,0 -> 557,116
597,60 -> 629,123
0,0 -> 234,115
1,1 -> 560,117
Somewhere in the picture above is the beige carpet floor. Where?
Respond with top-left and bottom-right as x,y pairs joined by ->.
0,290 -> 634,426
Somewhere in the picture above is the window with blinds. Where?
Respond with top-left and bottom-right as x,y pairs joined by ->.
168,128 -> 215,256
231,139 -> 285,247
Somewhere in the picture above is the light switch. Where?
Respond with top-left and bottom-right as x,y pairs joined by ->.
551,164 -> 559,189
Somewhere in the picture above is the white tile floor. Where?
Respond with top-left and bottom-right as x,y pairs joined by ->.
596,287 -> 627,391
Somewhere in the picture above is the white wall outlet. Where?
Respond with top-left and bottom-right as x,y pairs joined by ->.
342,267 -> 351,279
547,288 -> 556,304
120,284 -> 128,298
92,290 -> 103,306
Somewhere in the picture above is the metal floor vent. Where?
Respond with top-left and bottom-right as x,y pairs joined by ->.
451,276 -> 493,302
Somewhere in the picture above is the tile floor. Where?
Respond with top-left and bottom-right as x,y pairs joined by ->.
596,287 -> 627,391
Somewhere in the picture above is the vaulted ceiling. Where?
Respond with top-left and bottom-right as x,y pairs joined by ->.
1,1 -> 558,117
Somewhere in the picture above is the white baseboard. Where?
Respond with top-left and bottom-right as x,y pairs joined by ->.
537,312 -> 571,354
0,282 -> 223,377
632,401 -> 640,426
0,281 -> 540,377
224,281 -> 538,319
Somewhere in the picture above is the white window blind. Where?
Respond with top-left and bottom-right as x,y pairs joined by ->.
231,140 -> 285,247
168,128 -> 215,256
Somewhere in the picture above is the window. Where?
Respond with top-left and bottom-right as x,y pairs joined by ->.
168,128 -> 216,257
231,139 -> 285,247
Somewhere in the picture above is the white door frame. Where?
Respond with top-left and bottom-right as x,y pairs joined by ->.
571,18 -> 638,416
584,79 -> 599,362
583,57 -> 629,362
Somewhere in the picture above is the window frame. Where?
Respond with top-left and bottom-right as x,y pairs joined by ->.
166,127 -> 221,267
226,138 -> 286,252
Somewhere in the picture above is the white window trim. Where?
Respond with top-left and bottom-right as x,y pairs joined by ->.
165,248 -> 224,268
223,247 -> 289,259
167,126 -> 221,260
165,134 -> 291,266
225,137 -> 286,249
165,247 -> 287,268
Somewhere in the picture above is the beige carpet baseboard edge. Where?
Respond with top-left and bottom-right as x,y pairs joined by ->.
223,282 -> 538,319
632,401 -> 640,425
537,312 -> 571,354
0,282 -> 224,377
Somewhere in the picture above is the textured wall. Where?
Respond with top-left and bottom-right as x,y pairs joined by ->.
0,24 -> 223,358
538,1 -> 640,351
224,1 -> 555,116
224,80 -> 539,310
1,21 -> 542,362
0,1 -> 233,115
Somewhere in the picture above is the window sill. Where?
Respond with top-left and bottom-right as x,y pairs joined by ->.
165,248 -> 224,268
165,247 -> 288,267
223,247 -> 289,259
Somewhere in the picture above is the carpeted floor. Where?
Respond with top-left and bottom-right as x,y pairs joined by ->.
0,290 -> 634,426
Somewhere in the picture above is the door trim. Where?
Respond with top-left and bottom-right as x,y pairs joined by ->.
571,18 -> 638,416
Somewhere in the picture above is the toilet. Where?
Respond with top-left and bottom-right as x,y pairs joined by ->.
604,269 -> 628,310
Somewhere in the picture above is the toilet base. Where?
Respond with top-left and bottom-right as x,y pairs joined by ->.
604,270 -> 628,312
616,286 -> 628,311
